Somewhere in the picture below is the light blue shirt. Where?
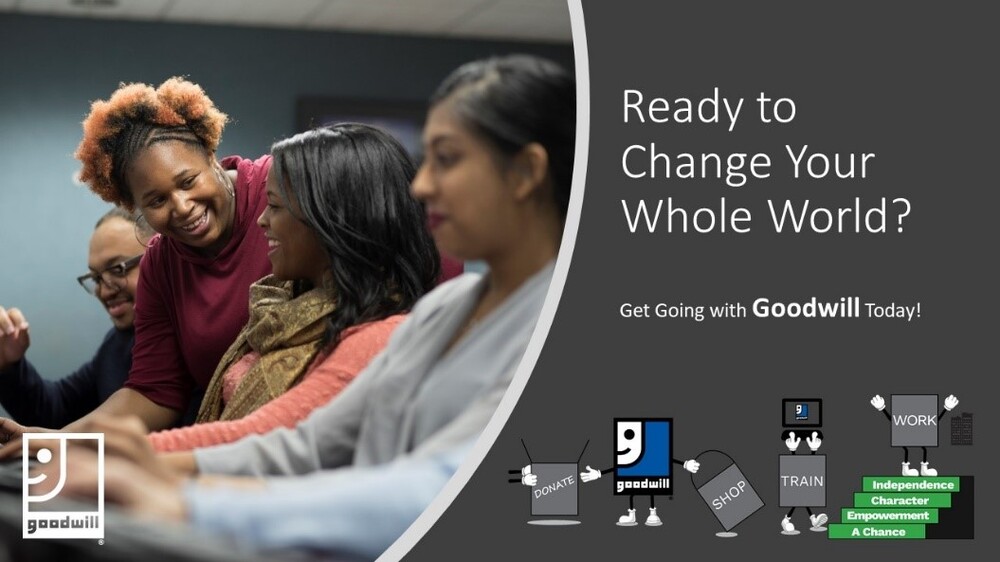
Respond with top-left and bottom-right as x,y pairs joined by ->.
185,442 -> 471,561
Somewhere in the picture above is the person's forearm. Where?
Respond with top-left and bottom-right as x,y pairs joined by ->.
63,388 -> 180,432
160,450 -> 199,477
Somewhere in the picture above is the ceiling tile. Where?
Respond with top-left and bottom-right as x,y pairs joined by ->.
451,0 -> 571,42
7,0 -> 572,43
16,0 -> 171,19
165,0 -> 328,27
306,0 -> 488,34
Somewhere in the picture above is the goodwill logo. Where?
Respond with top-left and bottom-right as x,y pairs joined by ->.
22,433 -> 104,540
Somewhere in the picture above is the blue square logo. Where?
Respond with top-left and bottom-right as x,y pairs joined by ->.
795,403 -> 809,420
613,418 -> 673,496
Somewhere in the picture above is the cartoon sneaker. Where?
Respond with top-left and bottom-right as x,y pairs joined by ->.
617,508 -> 637,527
809,513 -> 828,531
645,507 -> 662,526
901,462 -> 919,477
781,515 -> 799,535
920,462 -> 938,477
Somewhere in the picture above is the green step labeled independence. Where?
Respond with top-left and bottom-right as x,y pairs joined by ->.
854,493 -> 951,508
842,508 -> 938,524
829,523 -> 926,539
863,476 -> 959,493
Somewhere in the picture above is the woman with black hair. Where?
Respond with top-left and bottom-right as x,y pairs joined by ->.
144,123 -> 440,452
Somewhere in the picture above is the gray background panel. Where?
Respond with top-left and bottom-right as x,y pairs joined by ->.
406,0 -> 992,558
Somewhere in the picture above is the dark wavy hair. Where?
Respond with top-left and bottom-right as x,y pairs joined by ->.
430,54 -> 575,218
270,123 -> 440,347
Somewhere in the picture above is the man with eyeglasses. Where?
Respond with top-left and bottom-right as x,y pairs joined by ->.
0,208 -> 146,427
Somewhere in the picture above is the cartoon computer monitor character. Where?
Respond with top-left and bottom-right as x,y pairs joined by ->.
779,398 -> 827,534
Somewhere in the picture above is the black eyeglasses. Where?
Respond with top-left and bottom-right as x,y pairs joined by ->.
76,255 -> 144,295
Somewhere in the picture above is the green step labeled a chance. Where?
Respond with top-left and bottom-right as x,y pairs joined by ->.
854,492 -> 951,509
862,477 -> 960,493
828,523 -> 926,539
842,508 -> 938,524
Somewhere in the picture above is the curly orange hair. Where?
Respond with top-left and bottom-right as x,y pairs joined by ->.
75,77 -> 228,210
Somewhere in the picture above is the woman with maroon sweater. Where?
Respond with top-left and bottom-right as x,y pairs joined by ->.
64,77 -> 274,431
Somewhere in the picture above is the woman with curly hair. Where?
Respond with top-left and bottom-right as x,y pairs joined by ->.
8,77 -> 273,432
47,77 -> 277,431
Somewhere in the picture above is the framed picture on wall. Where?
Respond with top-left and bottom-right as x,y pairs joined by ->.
296,97 -> 426,157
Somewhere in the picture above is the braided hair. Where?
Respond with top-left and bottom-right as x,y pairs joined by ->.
75,77 -> 228,211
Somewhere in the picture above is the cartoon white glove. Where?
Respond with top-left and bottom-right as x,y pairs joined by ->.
944,395 -> 959,411
521,465 -> 537,486
806,431 -> 822,452
870,394 -> 885,411
785,431 -> 801,452
683,459 -> 700,473
580,465 -> 602,483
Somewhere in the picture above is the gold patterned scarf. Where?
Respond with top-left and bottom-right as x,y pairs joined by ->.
196,274 -> 336,422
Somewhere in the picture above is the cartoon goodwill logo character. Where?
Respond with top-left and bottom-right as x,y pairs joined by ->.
579,418 -> 700,526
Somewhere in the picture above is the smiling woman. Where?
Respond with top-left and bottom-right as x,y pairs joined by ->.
260,169 -> 330,286
63,77 -> 276,431
125,141 -> 237,256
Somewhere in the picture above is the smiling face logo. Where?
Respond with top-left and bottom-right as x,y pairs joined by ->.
22,433 -> 105,540
616,421 -> 644,466
613,418 -> 673,496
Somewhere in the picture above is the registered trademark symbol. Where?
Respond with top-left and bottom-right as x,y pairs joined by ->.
98,539 -> 104,545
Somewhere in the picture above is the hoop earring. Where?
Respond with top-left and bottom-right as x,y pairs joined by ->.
134,214 -> 154,247
216,164 -> 235,199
